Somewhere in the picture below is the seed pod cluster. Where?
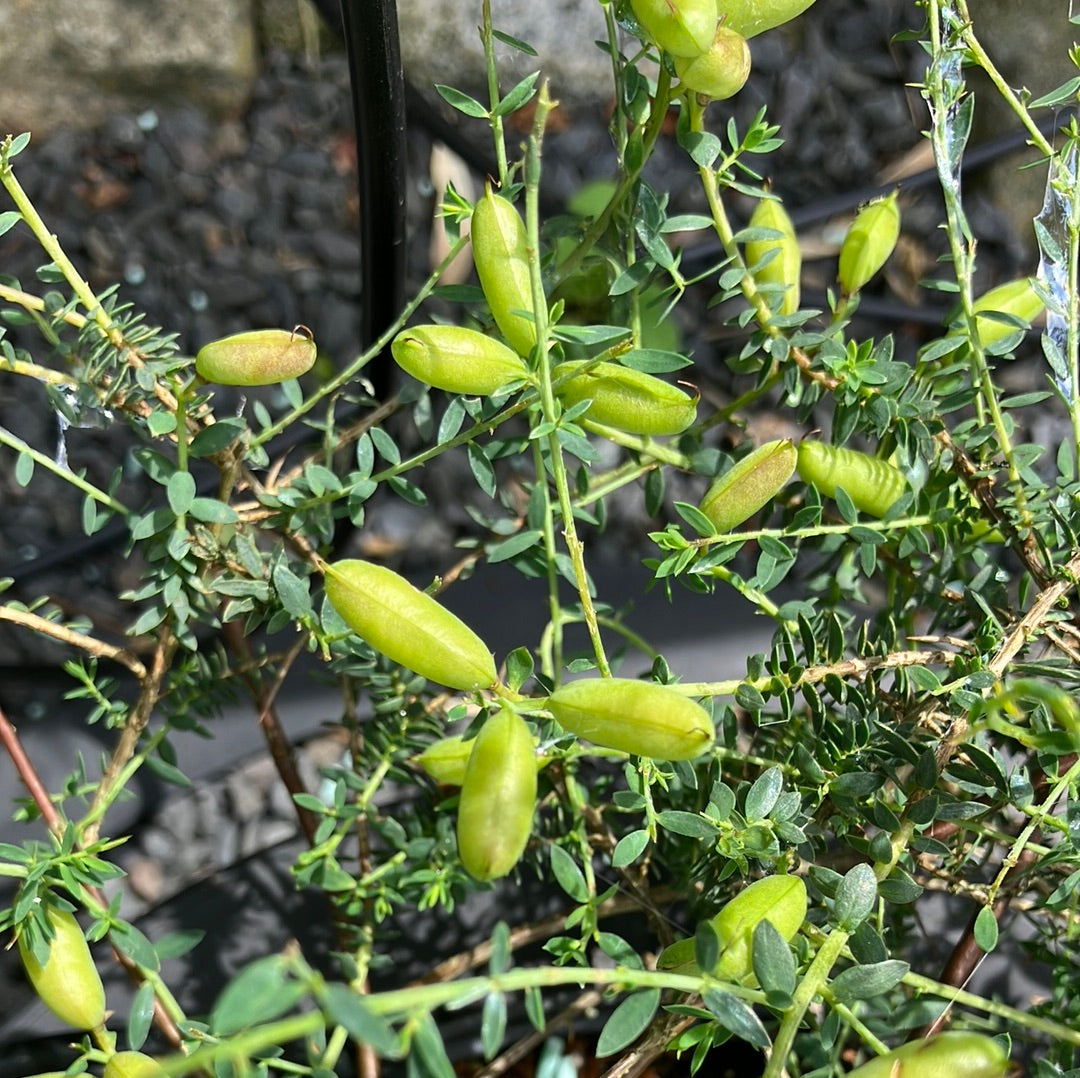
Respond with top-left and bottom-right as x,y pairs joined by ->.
699,439 -> 797,533
657,874 -> 807,981
845,1033 -> 1009,1078
745,197 -> 801,315
390,324 -> 532,396
796,440 -> 907,519
471,186 -> 539,359
547,677 -> 714,761
195,327 -> 317,386
674,26 -> 752,100
323,559 -> 497,691
415,732 -> 549,786
838,192 -> 901,295
553,360 -> 698,437
18,904 -> 106,1031
971,277 -> 1044,348
457,707 -> 538,881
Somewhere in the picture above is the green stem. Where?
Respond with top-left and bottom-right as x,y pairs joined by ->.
0,424 -> 129,515
481,0 -> 509,187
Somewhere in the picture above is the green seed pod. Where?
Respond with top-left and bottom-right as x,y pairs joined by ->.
390,325 -> 532,396
18,904 -> 106,1031
718,0 -> 818,37
674,25 -> 751,100
845,1033 -> 1009,1078
553,361 -> 698,437
547,678 -> 714,761
745,197 -> 801,315
630,0 -> 719,57
796,440 -> 907,519
323,559 -> 497,691
195,327 -> 317,386
837,192 -> 901,295
657,874 -> 807,981
457,707 -> 538,881
415,732 -> 549,786
471,187 -> 538,359
971,277 -> 1044,348
103,1052 -> 168,1078
700,439 -> 797,533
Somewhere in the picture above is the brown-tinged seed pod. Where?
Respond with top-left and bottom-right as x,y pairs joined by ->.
547,677 -> 714,761
838,192 -> 901,295
553,361 -> 698,437
630,0 -> 719,57
323,559 -> 497,691
195,327 -> 317,386
390,325 -> 533,395
795,441 -> 908,519
674,25 -> 752,100
700,439 -> 797,533
471,186 -> 539,359
18,904 -> 106,1031
717,0 -> 818,38
971,277 -> 1044,348
456,707 -> 538,881
745,197 -> 801,315
658,874 -> 808,980
844,1033 -> 1009,1078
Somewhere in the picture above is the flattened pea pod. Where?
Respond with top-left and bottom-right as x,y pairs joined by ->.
471,187 -> 539,359
18,904 -> 106,1031
837,191 -> 901,295
796,440 -> 907,519
845,1032 -> 1009,1078
195,327 -> 317,386
323,559 -> 497,691
745,197 -> 800,315
630,0 -> 718,57
457,707 -> 537,881
699,439 -> 796,533
390,325 -> 532,396
657,874 -> 807,981
971,277 -> 1044,348
547,677 -> 714,761
553,361 -> 698,437
717,0 -> 818,38
674,25 -> 751,100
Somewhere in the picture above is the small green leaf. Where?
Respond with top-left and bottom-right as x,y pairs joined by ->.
656,810 -> 714,839
702,989 -> 770,1050
188,496 -> 239,524
166,471 -> 196,515
974,905 -> 999,952
694,920 -> 720,975
612,829 -> 650,867
596,989 -> 660,1057
833,863 -> 877,931
489,921 -> 512,976
127,981 -> 156,1051
744,766 -> 783,821
14,452 -> 33,487
550,845 -> 589,903
751,919 -> 796,997
211,956 -> 306,1035
110,922 -> 160,972
481,992 -> 507,1060
435,84 -> 489,118
831,959 -> 909,1002
322,983 -> 399,1056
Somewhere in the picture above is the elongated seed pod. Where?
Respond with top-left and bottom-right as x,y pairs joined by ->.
471,187 -> 538,359
323,559 -> 497,691
415,732 -> 549,786
658,874 -> 807,980
553,361 -> 698,437
195,327 -> 317,386
717,0 -> 818,38
18,905 -> 106,1031
971,277 -> 1044,348
391,325 -> 532,395
457,707 -> 537,881
796,440 -> 907,518
547,678 -> 714,761
745,197 -> 801,315
674,25 -> 751,100
838,192 -> 901,295
845,1033 -> 1009,1078
103,1053 -> 168,1078
700,439 -> 797,533
631,0 -> 719,57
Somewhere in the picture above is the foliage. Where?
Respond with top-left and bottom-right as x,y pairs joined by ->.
1,0 -> 1080,1074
